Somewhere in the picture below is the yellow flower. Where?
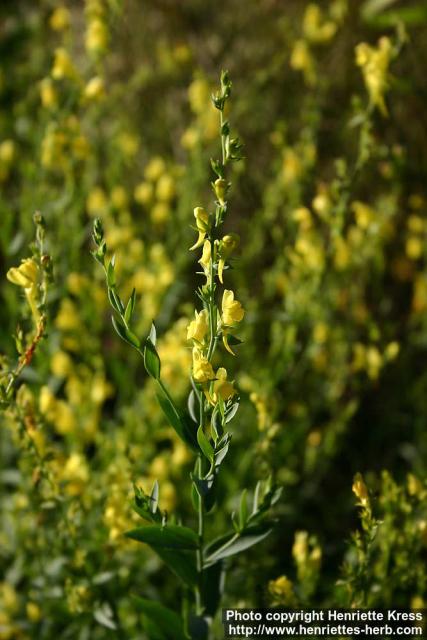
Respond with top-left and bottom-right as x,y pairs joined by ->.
7,259 -> 38,288
190,207 -> 210,250
355,36 -> 392,116
87,187 -> 108,216
51,351 -> 72,378
303,4 -> 337,44
188,77 -> 211,114
61,453 -> 89,495
85,18 -> 108,54
49,7 -> 70,31
282,148 -> 303,185
221,289 -> 244,326
144,156 -> 166,181
39,386 -> 56,418
0,139 -> 15,164
198,240 -> 211,273
26,602 -> 41,623
352,201 -> 374,229
84,76 -> 105,101
52,48 -> 76,80
134,181 -> 153,205
212,368 -> 235,402
213,178 -> 227,205
40,78 -> 57,108
111,185 -> 128,210
156,174 -> 175,202
7,259 -> 40,322
290,40 -> 316,86
268,576 -> 296,606
187,309 -> 209,343
192,348 -> 215,383
352,472 -> 369,506
406,236 -> 423,260
218,233 -> 239,283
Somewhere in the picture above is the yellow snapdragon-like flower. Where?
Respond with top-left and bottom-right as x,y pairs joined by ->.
187,309 -> 209,343
212,367 -> 235,402
192,348 -> 215,383
7,258 -> 38,288
213,178 -> 227,205
221,289 -> 244,326
7,258 -> 40,322
303,4 -> 337,44
355,36 -> 392,116
198,239 -> 211,273
190,206 -> 210,250
218,233 -> 239,283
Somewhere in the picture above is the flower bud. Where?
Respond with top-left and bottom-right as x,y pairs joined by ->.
213,178 -> 228,205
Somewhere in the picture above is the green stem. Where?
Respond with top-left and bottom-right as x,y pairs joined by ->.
220,110 -> 226,166
196,478 -> 205,615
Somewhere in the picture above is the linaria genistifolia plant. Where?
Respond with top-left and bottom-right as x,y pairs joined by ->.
2,213 -> 52,408
92,71 -> 281,639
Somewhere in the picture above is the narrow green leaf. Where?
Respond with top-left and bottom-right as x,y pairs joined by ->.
125,524 -> 199,550
252,481 -> 261,515
205,524 -> 273,564
156,383 -> 198,451
239,489 -> 248,530
106,255 -> 116,287
144,338 -> 161,379
132,597 -> 187,640
108,287 -> 122,313
187,389 -> 198,423
225,401 -> 239,424
197,426 -> 214,463
150,480 -> 159,514
111,316 -> 141,349
201,561 -> 224,617
124,288 -> 136,324
94,604 -> 117,630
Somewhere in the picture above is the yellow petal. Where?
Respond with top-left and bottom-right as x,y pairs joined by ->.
190,231 -> 206,251
218,258 -> 225,283
222,333 -> 236,356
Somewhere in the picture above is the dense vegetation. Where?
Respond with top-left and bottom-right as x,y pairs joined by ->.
1,1 -> 427,638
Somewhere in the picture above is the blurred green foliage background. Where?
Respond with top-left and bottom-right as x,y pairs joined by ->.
1,0 -> 427,637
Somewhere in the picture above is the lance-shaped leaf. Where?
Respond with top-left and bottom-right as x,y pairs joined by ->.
204,523 -> 274,565
156,382 -> 198,451
124,288 -> 136,324
152,547 -> 198,587
126,524 -> 199,586
111,316 -> 141,349
132,597 -> 188,640
197,426 -> 214,463
201,560 -> 225,617
144,337 -> 161,379
125,524 -> 199,550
